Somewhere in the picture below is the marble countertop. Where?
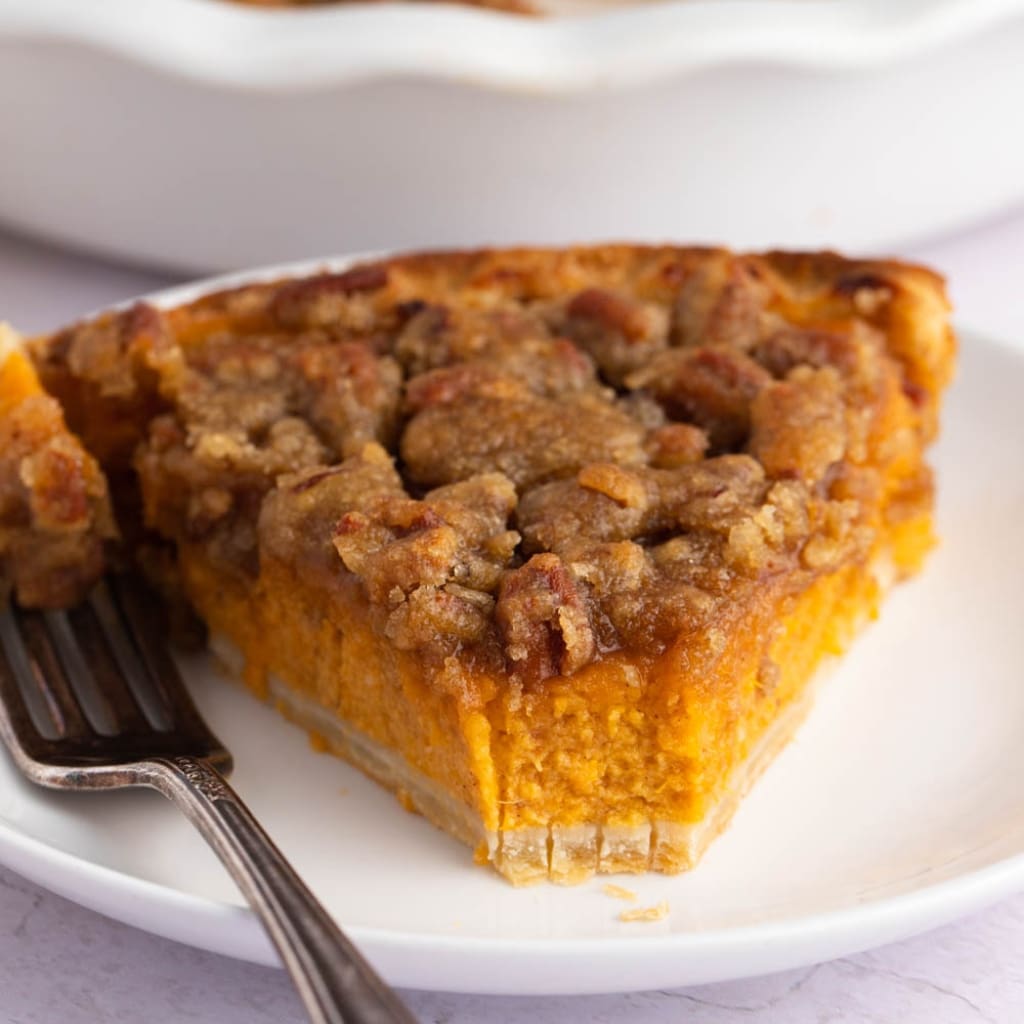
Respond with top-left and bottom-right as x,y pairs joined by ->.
1,216 -> 1023,1024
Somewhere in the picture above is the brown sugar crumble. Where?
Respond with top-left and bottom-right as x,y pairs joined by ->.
29,247 -> 951,685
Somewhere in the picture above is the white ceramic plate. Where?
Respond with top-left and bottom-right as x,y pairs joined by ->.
1,310 -> 1022,995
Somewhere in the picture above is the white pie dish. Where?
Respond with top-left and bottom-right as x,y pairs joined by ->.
1,0 -> 1024,272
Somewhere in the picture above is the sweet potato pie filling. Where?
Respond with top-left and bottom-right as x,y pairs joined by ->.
6,246 -> 954,883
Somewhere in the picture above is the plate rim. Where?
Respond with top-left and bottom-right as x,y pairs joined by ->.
2,788 -> 1024,993
3,265 -> 1024,992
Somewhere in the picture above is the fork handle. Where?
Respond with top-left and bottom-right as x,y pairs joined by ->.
147,755 -> 417,1024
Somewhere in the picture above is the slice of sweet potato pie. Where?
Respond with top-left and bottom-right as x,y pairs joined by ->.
7,246 -> 953,883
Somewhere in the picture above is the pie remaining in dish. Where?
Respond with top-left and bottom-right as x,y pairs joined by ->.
13,245 -> 954,884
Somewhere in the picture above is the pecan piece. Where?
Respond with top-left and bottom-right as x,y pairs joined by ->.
289,341 -> 402,454
567,289 -> 651,341
496,553 -> 596,682
753,326 -> 862,379
673,254 -> 770,350
556,288 -> 669,384
627,347 -> 772,451
270,265 -> 389,328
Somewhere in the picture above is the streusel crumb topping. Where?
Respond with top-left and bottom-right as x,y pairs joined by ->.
30,246 -> 952,682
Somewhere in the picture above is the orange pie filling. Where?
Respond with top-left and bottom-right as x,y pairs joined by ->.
19,246 -> 954,883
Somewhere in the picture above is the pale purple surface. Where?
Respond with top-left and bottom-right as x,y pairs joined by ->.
1,216 -> 1023,1023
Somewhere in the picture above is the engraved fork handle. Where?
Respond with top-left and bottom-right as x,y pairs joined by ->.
145,756 -> 416,1024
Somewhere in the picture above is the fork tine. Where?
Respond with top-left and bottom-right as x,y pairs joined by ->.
15,611 -> 93,739
63,601 -> 152,737
87,581 -> 172,731
106,576 -> 230,764
2,576 -> 231,772
0,610 -> 61,759
39,609 -> 125,736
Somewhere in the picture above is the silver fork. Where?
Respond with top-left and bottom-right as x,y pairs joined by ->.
0,574 -> 416,1024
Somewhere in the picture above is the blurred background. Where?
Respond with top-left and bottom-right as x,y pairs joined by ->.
3,0 -> 1024,273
